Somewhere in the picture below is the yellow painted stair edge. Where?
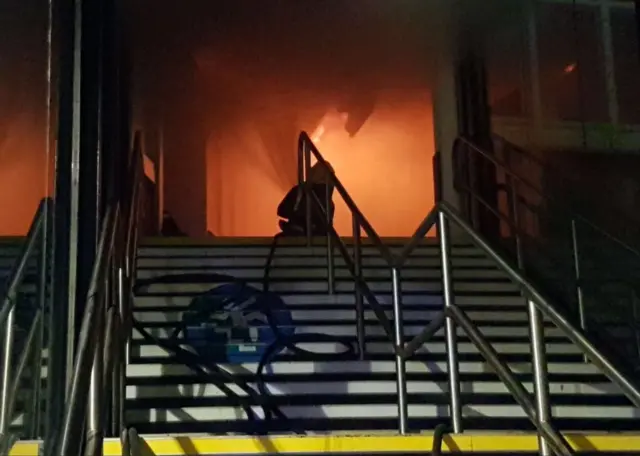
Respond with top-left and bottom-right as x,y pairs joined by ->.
10,433 -> 640,455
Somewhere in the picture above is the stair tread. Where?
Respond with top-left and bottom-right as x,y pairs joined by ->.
121,240 -> 640,435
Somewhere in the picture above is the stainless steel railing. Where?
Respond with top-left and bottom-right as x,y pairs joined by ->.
0,198 -> 52,451
49,132 -> 144,456
455,137 -> 640,371
297,131 -> 640,455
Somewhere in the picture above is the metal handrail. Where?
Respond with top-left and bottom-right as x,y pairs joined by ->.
298,132 -> 395,264
298,132 -> 639,453
440,201 -> 640,404
456,136 -> 640,372
445,304 -> 573,456
298,134 -> 456,354
0,197 -> 51,448
493,134 -> 640,232
50,132 -> 144,456
297,133 -> 467,435
456,137 -> 640,259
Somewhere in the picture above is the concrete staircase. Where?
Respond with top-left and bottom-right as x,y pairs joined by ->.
127,238 -> 639,435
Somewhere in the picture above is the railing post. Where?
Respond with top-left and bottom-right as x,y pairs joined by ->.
632,288 -> 640,365
528,296 -> 552,456
511,178 -> 552,455
304,141 -> 312,246
508,177 -> 523,261
118,266 -> 130,367
391,267 -> 408,434
437,211 -> 462,434
0,307 -> 15,438
326,184 -> 335,295
570,219 -> 587,332
353,215 -> 365,359
86,291 -> 106,456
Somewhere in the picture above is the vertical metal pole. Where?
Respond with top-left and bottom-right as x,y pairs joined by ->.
510,177 -> 525,270
29,225 -> 49,438
632,288 -> 640,364
27,317 -> 44,438
438,211 -> 462,433
528,297 -> 552,456
0,308 -> 15,436
510,175 -> 552,455
304,141 -> 312,246
157,124 -> 165,234
325,183 -> 335,295
111,316 -> 122,437
467,150 -> 479,232
86,294 -> 105,456
110,265 -> 123,437
570,219 -> 587,331
391,267 -> 408,434
353,215 -> 365,359
118,267 -> 130,366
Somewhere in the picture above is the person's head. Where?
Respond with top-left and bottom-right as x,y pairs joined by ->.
308,161 -> 335,185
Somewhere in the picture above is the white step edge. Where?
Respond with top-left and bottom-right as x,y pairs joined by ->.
131,342 -> 582,358
136,281 -> 520,294
125,404 -> 640,422
125,360 -> 604,377
137,257 -> 497,269
125,380 -> 621,398
137,246 -> 484,258
132,309 -> 543,324
136,268 -> 508,281
133,294 -> 527,307
131,325 -> 565,340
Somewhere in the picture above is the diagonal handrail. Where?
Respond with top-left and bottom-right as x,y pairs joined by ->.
493,134 -> 640,230
439,201 -> 640,407
298,132 -> 395,265
455,136 -> 640,373
0,198 -> 51,328
297,133 -> 452,358
457,137 -> 640,259
298,131 -> 640,451
50,132 -> 145,456
0,197 -> 51,448
298,132 -> 461,435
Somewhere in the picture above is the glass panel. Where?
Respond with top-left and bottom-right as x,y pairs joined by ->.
486,5 -> 530,118
536,2 -> 608,122
611,8 -> 640,125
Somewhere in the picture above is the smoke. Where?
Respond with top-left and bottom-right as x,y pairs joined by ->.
0,0 -> 50,235
129,0 -> 523,236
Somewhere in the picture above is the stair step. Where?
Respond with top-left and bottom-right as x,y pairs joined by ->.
126,360 -> 603,377
135,280 -> 519,294
125,239 -> 640,436
131,416 -> 640,434
134,293 -> 527,307
11,428 -> 639,455
127,380 -> 619,398
131,341 -> 581,358
124,403 -> 638,423
133,309 -> 547,323
137,256 -> 496,268
136,267 -> 508,281
137,245 -> 483,258
130,324 -> 564,340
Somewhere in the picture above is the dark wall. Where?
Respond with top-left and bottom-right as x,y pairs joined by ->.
542,151 -> 640,242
